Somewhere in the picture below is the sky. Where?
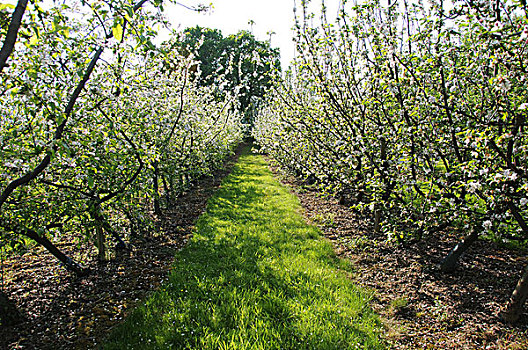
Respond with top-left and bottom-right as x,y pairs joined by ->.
5,0 -> 343,69
165,0 -> 341,69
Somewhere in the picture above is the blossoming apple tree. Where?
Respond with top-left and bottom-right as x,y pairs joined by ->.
253,0 -> 528,321
0,0 -> 244,275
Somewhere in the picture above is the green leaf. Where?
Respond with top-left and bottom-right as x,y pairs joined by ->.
56,113 -> 65,126
125,5 -> 134,19
29,34 -> 38,46
112,22 -> 123,42
0,3 -> 15,11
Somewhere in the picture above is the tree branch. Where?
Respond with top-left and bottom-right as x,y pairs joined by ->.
0,0 -> 28,73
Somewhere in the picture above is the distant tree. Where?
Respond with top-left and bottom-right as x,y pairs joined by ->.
175,26 -> 224,86
174,26 -> 281,125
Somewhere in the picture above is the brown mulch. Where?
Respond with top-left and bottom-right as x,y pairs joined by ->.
268,160 -> 528,350
0,145 -> 244,350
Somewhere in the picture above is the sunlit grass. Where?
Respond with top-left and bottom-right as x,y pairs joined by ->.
103,146 -> 384,349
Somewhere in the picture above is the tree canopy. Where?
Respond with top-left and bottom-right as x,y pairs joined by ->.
174,26 -> 281,124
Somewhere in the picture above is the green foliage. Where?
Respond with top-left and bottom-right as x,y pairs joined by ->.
174,26 -> 281,125
103,146 -> 384,349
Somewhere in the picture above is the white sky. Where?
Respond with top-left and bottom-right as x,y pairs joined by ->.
5,0 -> 343,69
165,1 -> 342,69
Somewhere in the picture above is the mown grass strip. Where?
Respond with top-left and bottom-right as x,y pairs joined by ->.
103,146 -> 384,349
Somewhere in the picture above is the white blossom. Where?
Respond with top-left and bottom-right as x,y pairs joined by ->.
467,181 -> 481,193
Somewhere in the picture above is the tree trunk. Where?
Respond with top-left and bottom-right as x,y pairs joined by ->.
501,265 -> 528,323
439,224 -> 480,273
21,227 -> 88,276
90,203 -> 111,260
374,208 -> 381,234
96,224 -> 107,261
162,174 -> 171,205
102,221 -> 128,250
152,161 -> 161,216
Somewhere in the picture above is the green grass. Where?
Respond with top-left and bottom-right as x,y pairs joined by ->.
103,146 -> 384,350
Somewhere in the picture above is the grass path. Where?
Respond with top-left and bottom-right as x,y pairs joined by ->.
103,146 -> 384,349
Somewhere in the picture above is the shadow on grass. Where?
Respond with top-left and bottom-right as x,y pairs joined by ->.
103,146 -> 384,350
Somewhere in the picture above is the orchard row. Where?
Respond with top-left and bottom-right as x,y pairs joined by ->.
253,0 -> 528,322
0,0 -> 251,273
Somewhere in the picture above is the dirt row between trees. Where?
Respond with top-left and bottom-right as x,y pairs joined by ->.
269,163 -> 528,349
0,146 -> 245,350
